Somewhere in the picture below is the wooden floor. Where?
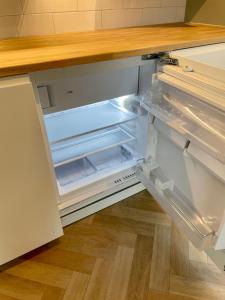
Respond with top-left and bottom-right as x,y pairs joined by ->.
0,190 -> 225,300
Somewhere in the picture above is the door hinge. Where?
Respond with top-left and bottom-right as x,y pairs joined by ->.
142,53 -> 165,61
142,53 -> 178,65
159,53 -> 178,66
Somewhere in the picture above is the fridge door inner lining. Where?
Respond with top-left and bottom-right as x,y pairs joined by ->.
142,69 -> 225,164
138,118 -> 225,250
137,165 -> 216,250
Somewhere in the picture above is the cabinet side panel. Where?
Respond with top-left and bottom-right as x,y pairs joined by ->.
0,75 -> 63,265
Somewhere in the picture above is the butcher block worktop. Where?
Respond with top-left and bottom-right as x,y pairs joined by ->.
1,23 -> 225,77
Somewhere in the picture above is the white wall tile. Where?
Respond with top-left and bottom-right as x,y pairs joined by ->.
101,0 -> 127,10
78,0 -> 125,11
0,1 -> 22,16
78,0 -> 162,11
21,0 -> 77,14
78,0 -> 101,11
124,0 -> 161,8
102,9 -> 141,29
176,6 -> 185,22
0,0 -> 186,38
19,13 -> 54,36
161,0 -> 186,7
0,16 -> 20,38
53,11 -> 101,34
159,6 -> 177,23
141,7 -> 177,25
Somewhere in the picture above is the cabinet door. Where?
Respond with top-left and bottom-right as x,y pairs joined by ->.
0,75 -> 63,265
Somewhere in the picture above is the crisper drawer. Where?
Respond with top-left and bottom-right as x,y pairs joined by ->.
138,118 -> 225,250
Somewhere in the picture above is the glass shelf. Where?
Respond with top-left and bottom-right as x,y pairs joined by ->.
44,100 -> 137,144
51,126 -> 135,167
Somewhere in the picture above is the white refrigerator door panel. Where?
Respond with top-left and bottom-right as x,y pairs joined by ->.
170,43 -> 225,83
162,65 -> 225,98
138,118 -> 225,250
0,75 -> 63,265
140,46 -> 225,250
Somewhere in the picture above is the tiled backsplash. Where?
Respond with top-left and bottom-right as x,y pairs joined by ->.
0,0 -> 186,38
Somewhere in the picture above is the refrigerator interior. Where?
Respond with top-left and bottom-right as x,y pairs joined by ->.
42,96 -> 148,197
34,58 -> 154,202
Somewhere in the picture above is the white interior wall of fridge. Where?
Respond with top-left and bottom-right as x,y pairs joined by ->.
48,97 -> 148,197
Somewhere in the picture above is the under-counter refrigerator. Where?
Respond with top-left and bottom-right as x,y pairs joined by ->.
1,43 -> 225,270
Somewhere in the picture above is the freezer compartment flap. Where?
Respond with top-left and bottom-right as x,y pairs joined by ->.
37,62 -> 139,112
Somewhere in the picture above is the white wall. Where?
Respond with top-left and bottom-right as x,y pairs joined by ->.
0,0 -> 186,38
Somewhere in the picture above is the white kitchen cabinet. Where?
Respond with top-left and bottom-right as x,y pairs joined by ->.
0,75 -> 63,265
1,45 -> 225,271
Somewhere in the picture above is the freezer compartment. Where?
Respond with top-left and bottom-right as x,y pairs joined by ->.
56,145 -> 138,195
143,70 -> 225,164
34,58 -> 140,112
139,118 -> 225,250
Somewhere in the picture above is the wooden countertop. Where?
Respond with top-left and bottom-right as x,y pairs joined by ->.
1,23 -> 225,77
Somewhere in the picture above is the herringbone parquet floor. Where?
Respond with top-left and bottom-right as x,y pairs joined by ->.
0,190 -> 225,300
